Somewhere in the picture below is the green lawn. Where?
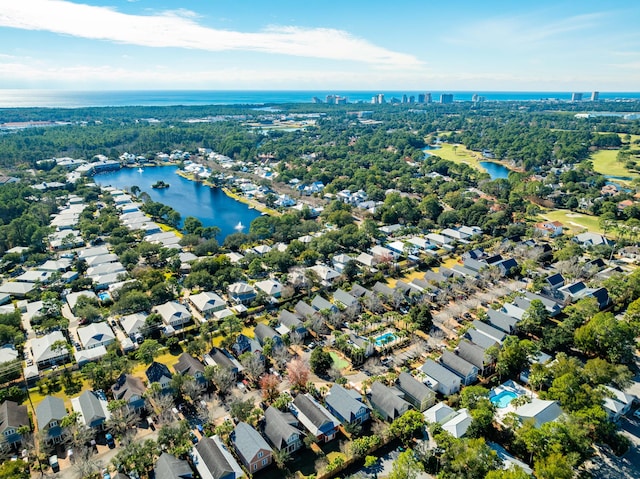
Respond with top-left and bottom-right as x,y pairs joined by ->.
540,210 -> 604,235
589,149 -> 639,180
428,143 -> 484,170
329,352 -> 349,370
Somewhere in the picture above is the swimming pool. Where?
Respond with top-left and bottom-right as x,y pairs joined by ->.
491,390 -> 518,408
98,291 -> 111,302
375,332 -> 397,347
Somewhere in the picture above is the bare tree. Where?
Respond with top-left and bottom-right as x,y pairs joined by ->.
182,375 -> 205,403
240,353 -> 266,384
73,446 -> 102,479
206,365 -> 235,397
272,346 -> 291,371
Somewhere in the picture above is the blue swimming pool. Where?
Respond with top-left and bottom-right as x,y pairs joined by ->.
375,332 -> 397,347
98,292 -> 111,302
491,390 -> 518,408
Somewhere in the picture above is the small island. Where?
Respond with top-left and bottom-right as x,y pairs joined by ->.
151,180 -> 170,189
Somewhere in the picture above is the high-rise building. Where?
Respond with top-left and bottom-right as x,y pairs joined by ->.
440,93 -> 453,104
425,93 -> 432,103
409,95 -> 415,104
418,94 -> 426,103
402,94 -> 408,104
377,93 -> 385,104
371,96 -> 378,104
311,97 -> 322,104
326,95 -> 335,104
472,93 -> 479,102
591,91 -> 599,101
571,92 -> 583,101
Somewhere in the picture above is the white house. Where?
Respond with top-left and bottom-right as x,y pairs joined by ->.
77,322 -> 115,349
255,279 -> 283,298
189,292 -> 226,318
153,301 -> 192,329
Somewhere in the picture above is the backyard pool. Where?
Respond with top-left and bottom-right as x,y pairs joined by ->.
491,390 -> 518,408
375,332 -> 397,347
98,291 -> 111,302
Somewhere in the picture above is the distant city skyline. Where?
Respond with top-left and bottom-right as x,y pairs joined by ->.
0,0 -> 639,91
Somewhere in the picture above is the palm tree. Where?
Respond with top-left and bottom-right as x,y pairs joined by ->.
272,447 -> 292,470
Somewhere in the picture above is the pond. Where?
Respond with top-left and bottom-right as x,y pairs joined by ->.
94,166 -> 262,240
479,161 -> 511,180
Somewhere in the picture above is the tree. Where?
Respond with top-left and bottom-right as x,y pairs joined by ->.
534,452 -> 575,479
106,400 -> 139,440
388,449 -> 424,479
239,353 -> 265,385
309,347 -> 334,376
157,421 -> 193,458
408,303 -> 433,332
229,397 -> 255,423
0,459 -> 29,479
389,410 -> 425,446
495,336 -> 535,379
286,358 -> 310,391
519,299 -> 548,337
260,374 -> 280,403
136,339 -> 161,364
485,467 -> 530,479
112,438 -> 158,476
205,365 -> 235,397
574,312 -> 637,364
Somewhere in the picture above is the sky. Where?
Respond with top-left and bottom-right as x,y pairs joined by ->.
0,0 -> 639,91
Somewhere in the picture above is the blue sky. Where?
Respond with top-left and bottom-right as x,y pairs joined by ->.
0,0 -> 639,90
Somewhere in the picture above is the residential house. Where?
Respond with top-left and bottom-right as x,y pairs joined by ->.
545,273 -> 565,290
231,422 -> 273,473
154,452 -> 193,479
253,324 -> 283,349
423,402 -> 457,425
333,289 -> 358,308
534,221 -> 564,237
153,301 -> 192,329
396,372 -> 436,411
145,361 -> 173,391
228,282 -> 257,305
471,320 -> 507,344
309,265 -> 340,285
291,393 -> 340,443
440,350 -> 479,386
174,353 -> 206,383
111,374 -> 146,411
513,399 -> 563,428
294,300 -> 318,320
602,386 -> 636,421
485,309 -> 518,334
255,279 -> 283,299
325,384 -> 371,425
464,328 -> 499,351
192,435 -> 244,479
332,254 -> 353,273
573,232 -> 612,247
71,390 -> 110,429
278,310 -> 307,339
232,334 -> 263,358
263,406 -> 304,454
0,400 -> 29,448
420,359 -> 462,396
311,295 -> 337,313
77,322 -> 116,349
369,382 -> 411,422
31,331 -> 70,368
348,334 -> 375,357
206,348 -> 240,378
189,292 -> 226,318
456,340 -> 493,376
120,312 -> 148,341
441,409 -> 473,438
36,396 -> 66,444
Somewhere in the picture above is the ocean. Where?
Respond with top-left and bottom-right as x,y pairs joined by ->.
1,90 -> 640,108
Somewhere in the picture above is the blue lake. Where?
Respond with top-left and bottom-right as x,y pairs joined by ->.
480,161 -> 511,180
94,166 -> 262,240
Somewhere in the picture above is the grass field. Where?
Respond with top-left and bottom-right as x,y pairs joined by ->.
329,352 -> 349,370
590,149 -> 639,179
540,210 -> 604,235
428,143 -> 484,170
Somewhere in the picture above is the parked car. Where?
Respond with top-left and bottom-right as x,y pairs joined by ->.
105,433 -> 115,449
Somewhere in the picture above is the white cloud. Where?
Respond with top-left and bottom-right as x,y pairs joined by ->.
0,0 -> 420,67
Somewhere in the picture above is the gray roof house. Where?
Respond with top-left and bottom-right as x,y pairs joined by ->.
278,310 -> 307,338
154,452 -> 193,479
396,372 -> 436,412
440,350 -> 479,386
36,395 -> 66,444
77,322 -> 116,349
420,359 -> 462,396
471,320 -> 506,344
311,295 -> 337,313
513,399 -> 563,428
464,328 -> 499,350
369,382 -> 411,422
456,340 -> 493,375
174,353 -> 206,382
294,300 -> 318,319
333,289 -> 358,308
207,348 -> 240,377
291,393 -> 340,443
30,331 -> 71,368
231,422 -> 273,473
263,406 -> 304,454
189,292 -> 226,317
0,400 -> 29,447
228,282 -> 257,305
254,323 -> 283,348
153,301 -> 192,329
325,384 -> 371,425
111,374 -> 146,411
192,435 -> 244,479
71,390 -> 110,429
485,309 -> 518,334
